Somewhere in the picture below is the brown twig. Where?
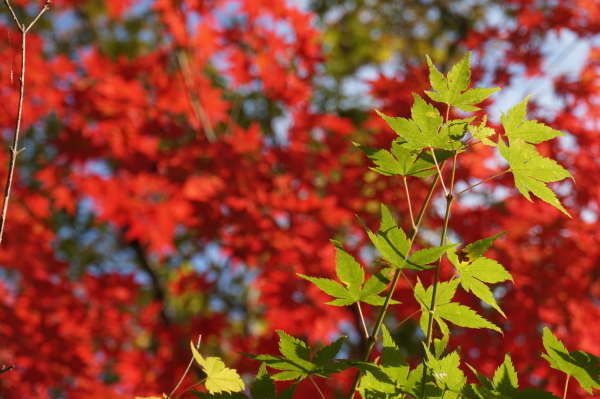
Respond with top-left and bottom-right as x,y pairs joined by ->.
0,0 -> 51,246
168,336 -> 202,399
176,50 -> 217,142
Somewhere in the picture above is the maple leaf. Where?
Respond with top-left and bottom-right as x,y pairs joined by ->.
191,392 -> 249,399
376,95 -> 465,152
353,140 -> 452,177
241,332 -> 350,381
424,348 -> 467,394
425,52 -> 500,111
499,138 -> 573,216
194,364 -> 296,399
446,233 -> 513,317
470,115 -> 497,146
542,328 -> 600,394
463,355 -> 561,399
415,279 -> 501,334
501,95 -> 565,144
361,204 -> 458,271
299,240 -> 399,306
357,325 -> 410,398
191,342 -> 245,394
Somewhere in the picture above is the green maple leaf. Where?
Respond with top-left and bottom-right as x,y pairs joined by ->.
542,327 -> 600,394
425,52 -> 500,111
415,279 -> 501,334
470,115 -> 497,146
407,244 -> 458,269
357,326 -> 409,398
466,364 -> 494,391
242,332 -> 350,381
404,363 -> 443,399
458,231 -> 509,264
191,392 -> 249,399
360,204 -> 410,270
463,357 -> 560,399
424,348 -> 466,394
361,204 -> 458,272
353,140 -> 453,177
251,364 -> 276,399
376,95 -> 463,152
190,342 -> 245,395
433,318 -> 450,359
456,258 -> 512,317
298,240 -> 399,306
447,233 -> 513,317
499,138 -> 573,217
501,95 -> 565,144
492,354 -> 518,396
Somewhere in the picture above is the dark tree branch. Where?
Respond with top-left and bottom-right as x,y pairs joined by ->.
131,239 -> 170,326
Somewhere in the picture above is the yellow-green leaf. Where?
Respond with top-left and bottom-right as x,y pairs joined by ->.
190,341 -> 245,394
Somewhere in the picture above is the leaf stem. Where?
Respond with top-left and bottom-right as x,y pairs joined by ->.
356,302 -> 369,340
420,193 -> 454,399
563,375 -> 571,399
168,336 -> 202,399
452,169 -> 510,199
403,176 -> 416,229
450,152 -> 458,196
309,375 -> 326,399
346,166 -> 444,399
174,377 -> 208,399
379,309 -> 421,341
430,147 -> 448,196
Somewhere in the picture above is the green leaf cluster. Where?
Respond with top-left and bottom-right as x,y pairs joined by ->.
180,52 -> 590,399
447,232 -> 513,317
362,205 -> 457,271
299,240 -> 399,306
542,328 -> 600,394
241,331 -> 350,381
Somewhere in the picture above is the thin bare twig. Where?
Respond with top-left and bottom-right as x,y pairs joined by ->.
176,50 -> 217,142
452,169 -> 510,199
173,377 -> 207,399
309,375 -> 326,399
168,335 -> 202,399
356,302 -> 369,340
0,1 -> 51,246
377,309 -> 421,341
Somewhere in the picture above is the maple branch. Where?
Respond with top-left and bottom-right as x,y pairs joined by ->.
168,335 -> 202,399
403,176 -> 416,229
131,240 -> 170,325
433,274 -> 457,309
452,169 -> 510,199
346,166 -> 444,399
420,193 -> 453,399
26,1 -> 52,32
0,0 -> 51,246
176,50 -> 217,142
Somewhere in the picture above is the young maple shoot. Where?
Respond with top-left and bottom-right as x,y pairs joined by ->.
191,53 -> 593,399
